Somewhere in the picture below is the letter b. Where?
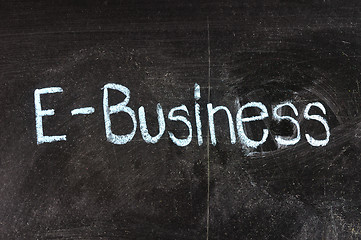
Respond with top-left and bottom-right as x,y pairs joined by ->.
102,83 -> 137,144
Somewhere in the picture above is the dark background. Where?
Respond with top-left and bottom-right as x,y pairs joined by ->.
2,0 -> 361,239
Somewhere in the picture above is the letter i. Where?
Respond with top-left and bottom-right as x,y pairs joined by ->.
194,83 -> 203,145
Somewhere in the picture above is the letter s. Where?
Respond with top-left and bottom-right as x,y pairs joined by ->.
168,105 -> 192,147
273,102 -> 300,146
304,102 -> 330,147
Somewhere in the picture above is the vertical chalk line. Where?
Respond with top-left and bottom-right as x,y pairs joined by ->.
206,16 -> 211,240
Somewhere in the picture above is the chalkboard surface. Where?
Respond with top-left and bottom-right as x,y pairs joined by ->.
2,0 -> 361,239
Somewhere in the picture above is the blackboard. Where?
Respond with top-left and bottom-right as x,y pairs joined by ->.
2,0 -> 361,239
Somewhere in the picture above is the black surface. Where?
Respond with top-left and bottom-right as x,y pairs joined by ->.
2,0 -> 361,239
